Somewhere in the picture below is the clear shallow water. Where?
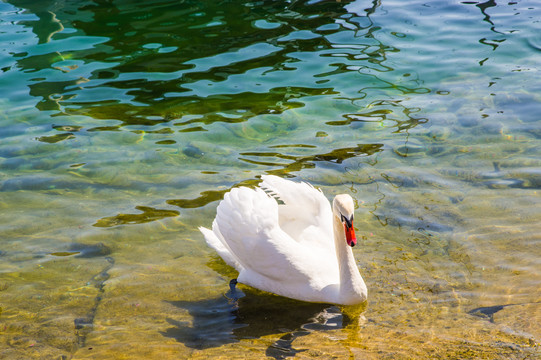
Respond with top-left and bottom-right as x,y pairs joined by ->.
0,0 -> 540,358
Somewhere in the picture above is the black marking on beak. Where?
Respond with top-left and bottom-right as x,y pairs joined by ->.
341,214 -> 353,228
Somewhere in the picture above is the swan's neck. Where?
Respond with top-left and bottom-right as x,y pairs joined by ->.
333,214 -> 367,305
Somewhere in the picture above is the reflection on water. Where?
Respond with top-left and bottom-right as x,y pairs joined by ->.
6,0 -> 427,135
1,0 -> 541,358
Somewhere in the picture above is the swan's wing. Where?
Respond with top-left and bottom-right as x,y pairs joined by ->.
260,175 -> 333,248
212,186 -> 337,291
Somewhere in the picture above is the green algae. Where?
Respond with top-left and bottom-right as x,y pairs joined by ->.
93,206 -> 180,228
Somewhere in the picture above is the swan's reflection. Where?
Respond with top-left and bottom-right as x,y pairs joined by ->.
162,284 -> 354,356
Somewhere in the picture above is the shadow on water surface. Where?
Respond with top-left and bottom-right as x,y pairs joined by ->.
163,287 -> 353,358
162,256 -> 365,357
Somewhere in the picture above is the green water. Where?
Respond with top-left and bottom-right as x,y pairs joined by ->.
1,0 -> 540,358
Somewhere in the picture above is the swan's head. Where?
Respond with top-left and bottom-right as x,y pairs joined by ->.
333,194 -> 357,247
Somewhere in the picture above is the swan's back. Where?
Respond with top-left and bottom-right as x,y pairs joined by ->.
260,176 -> 333,246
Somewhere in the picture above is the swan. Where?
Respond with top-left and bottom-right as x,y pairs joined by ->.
199,175 -> 367,305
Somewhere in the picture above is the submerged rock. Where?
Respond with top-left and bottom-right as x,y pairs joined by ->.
68,243 -> 112,258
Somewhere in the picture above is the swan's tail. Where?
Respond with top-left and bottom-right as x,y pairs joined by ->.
199,226 -> 242,271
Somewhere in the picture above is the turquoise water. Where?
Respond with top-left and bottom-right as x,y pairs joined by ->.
1,0 -> 540,358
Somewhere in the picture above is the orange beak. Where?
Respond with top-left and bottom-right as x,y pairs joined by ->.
344,222 -> 357,247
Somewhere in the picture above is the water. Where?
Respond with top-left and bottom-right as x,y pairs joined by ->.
0,0 -> 540,358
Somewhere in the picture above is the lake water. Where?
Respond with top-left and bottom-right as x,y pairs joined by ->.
1,0 -> 540,358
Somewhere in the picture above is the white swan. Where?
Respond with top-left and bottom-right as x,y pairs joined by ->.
199,175 -> 367,305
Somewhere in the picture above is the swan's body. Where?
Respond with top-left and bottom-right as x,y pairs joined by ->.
199,175 -> 367,305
